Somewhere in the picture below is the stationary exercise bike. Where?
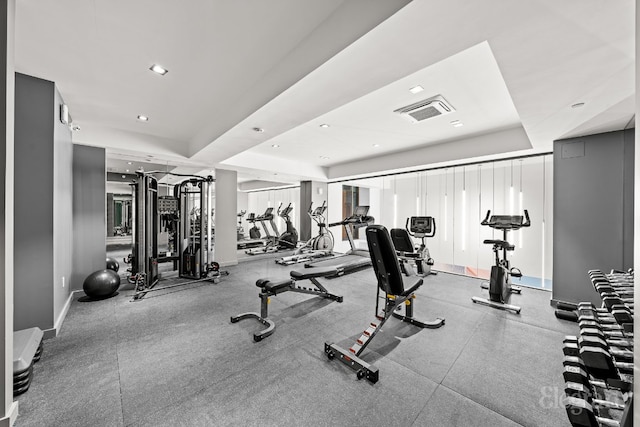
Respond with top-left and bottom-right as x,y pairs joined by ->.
472,210 -> 530,314
391,216 -> 437,277
237,210 -> 246,240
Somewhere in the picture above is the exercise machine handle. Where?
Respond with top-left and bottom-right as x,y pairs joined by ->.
481,210 -> 492,226
522,209 -> 531,227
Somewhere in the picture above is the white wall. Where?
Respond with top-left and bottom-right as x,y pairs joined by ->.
214,169 -> 237,266
52,86 -> 73,329
328,154 -> 553,288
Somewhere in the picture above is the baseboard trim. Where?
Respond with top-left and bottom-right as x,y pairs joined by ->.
49,290 -> 83,338
0,401 -> 19,426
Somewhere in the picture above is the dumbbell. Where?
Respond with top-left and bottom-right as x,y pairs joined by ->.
564,393 -> 628,427
563,336 -> 633,379
578,304 -> 631,327
578,328 -> 633,359
591,277 -> 634,294
563,359 -> 632,427
578,320 -> 626,337
562,356 -> 632,393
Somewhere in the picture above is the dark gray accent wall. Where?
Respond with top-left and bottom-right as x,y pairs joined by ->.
72,144 -> 105,291
552,129 -> 634,305
14,73 -> 55,331
299,181 -> 312,241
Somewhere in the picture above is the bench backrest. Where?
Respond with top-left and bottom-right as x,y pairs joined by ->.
366,225 -> 405,296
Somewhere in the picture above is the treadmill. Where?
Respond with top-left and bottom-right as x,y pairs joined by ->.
237,207 -> 275,251
304,205 -> 374,276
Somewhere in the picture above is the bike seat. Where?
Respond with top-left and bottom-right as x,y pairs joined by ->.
483,239 -> 515,251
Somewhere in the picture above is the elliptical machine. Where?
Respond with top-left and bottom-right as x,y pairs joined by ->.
472,210 -> 530,314
275,201 -> 334,265
276,203 -> 298,249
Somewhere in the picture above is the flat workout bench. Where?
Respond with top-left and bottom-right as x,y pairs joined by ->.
231,265 -> 343,341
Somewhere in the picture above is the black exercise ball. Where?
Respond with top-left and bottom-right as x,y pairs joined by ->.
106,257 -> 120,272
83,269 -> 120,300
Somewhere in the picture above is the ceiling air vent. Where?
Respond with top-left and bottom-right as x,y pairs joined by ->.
393,95 -> 455,123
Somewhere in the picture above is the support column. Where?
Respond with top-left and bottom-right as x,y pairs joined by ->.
0,0 -> 17,425
214,169 -> 238,267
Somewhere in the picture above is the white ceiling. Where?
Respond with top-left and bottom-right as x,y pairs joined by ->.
14,0 -> 635,188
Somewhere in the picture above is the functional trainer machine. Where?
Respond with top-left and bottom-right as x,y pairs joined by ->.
324,225 -> 445,383
230,265 -> 343,341
471,210 -> 530,314
127,171 -> 228,301
391,216 -> 437,277
276,201 -> 334,266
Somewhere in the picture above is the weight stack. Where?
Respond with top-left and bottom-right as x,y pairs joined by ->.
13,327 -> 44,396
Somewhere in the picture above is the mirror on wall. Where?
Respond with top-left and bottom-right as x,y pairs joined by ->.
107,194 -> 132,238
113,197 -> 132,236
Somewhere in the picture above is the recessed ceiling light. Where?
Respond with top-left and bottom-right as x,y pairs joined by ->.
453,123 -> 464,127
271,144 -> 280,148
121,175 -> 126,179
127,161 -> 132,165
125,169 -> 130,172
319,124 -> 330,128
137,115 -> 149,122
409,85 -> 424,94
149,64 -> 168,75
450,120 -> 463,127
319,156 -> 330,160
253,127 -> 265,133
571,102 -> 585,109
372,144 -> 380,148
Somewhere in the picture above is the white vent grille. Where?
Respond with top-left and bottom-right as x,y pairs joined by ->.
394,95 -> 455,123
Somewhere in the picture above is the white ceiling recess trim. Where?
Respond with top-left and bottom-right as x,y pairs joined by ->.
327,126 -> 532,180
221,151 -> 328,182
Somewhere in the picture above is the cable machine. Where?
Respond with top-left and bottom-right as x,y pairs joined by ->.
126,171 -> 227,300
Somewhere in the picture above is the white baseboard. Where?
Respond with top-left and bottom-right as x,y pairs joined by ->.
50,290 -> 82,338
0,401 -> 19,427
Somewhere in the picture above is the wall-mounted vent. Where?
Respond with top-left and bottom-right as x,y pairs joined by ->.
393,95 -> 455,123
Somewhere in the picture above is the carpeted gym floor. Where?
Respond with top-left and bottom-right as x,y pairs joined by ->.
14,251 -> 577,427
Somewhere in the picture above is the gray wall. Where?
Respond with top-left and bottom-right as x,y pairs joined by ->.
52,85 -> 73,330
552,129 -> 634,305
72,144 -> 105,291
14,73 -> 55,331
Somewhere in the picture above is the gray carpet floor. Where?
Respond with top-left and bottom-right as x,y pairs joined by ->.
14,252 -> 577,427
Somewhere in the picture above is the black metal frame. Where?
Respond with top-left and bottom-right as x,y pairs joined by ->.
324,225 -> 444,383
231,271 -> 343,341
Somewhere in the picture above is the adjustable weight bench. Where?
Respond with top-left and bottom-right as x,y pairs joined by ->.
231,265 -> 343,341
324,224 -> 444,384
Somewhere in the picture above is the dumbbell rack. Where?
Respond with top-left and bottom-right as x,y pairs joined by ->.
561,269 -> 633,427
